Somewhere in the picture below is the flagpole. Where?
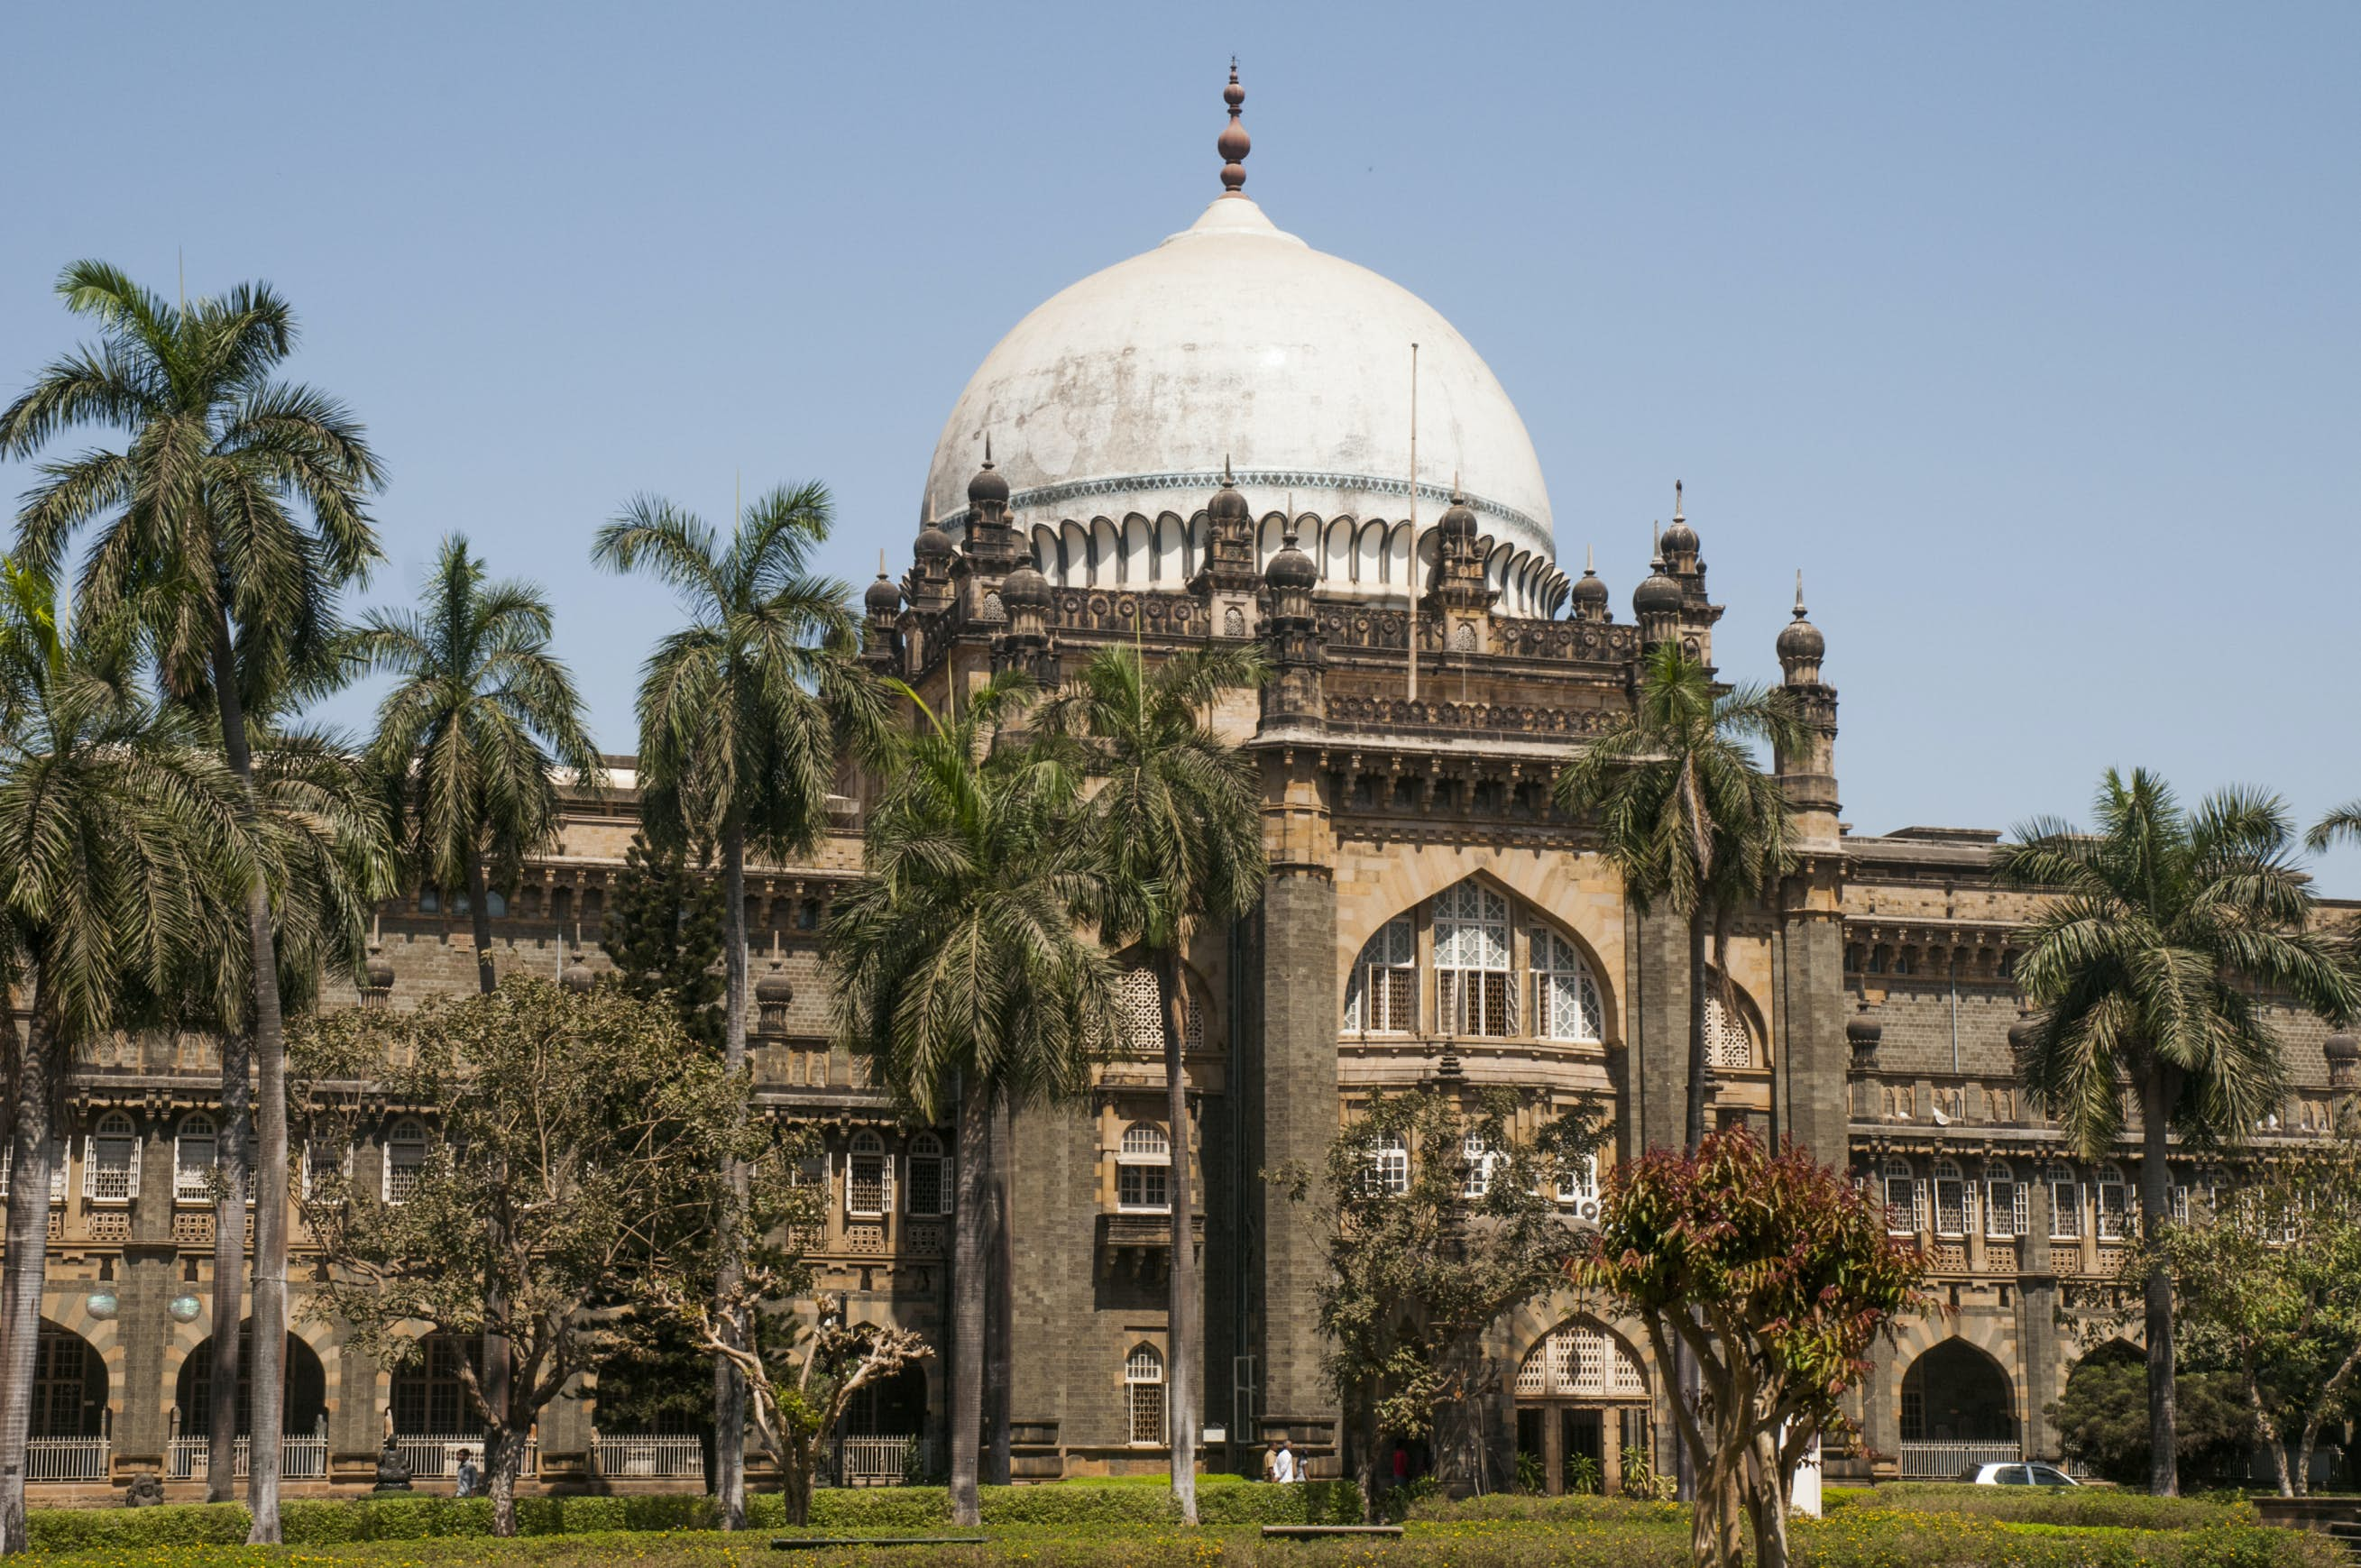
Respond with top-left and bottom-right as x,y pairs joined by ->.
1405,342 -> 1420,704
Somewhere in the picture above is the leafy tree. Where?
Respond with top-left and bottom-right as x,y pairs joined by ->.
1278,1087 -> 1603,1519
355,533 -> 603,996
829,674 -> 1114,1526
2050,1341 -> 2253,1489
602,832 -> 726,1053
593,481 -> 885,1527
1037,643 -> 1267,1524
2146,1144 -> 2361,1494
0,577 -> 253,1554
1998,770 -> 2360,1494
291,977 -> 775,1537
1577,1126 -> 1924,1568
3,261 -> 383,1544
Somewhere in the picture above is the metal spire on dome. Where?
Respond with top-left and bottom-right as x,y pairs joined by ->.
1794,569 -> 1807,618
1674,480 -> 1684,524
1219,60 -> 1251,195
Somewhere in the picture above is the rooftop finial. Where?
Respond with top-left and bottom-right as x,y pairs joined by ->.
1218,60 -> 1251,195
1585,542 -> 1594,573
983,433 -> 994,467
1794,569 -> 1807,617
1673,479 -> 1684,523
1284,490 -> 1298,547
1224,452 -> 1235,483
1650,522 -> 1664,568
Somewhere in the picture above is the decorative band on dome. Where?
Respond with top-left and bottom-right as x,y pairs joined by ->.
935,466 -> 1548,545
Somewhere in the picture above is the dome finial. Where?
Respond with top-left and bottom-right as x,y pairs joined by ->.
1793,569 -> 1807,619
1650,522 -> 1664,569
1224,452 -> 1235,483
1218,60 -> 1251,195
1673,479 -> 1684,524
1585,542 -> 1594,573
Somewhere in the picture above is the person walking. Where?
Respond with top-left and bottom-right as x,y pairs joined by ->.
455,1450 -> 482,1499
1272,1437 -> 1298,1484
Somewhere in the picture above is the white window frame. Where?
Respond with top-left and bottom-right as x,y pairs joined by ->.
383,1117 -> 429,1205
1367,1132 -> 1409,1197
905,1131 -> 952,1218
176,1114 -> 217,1204
1434,883 -> 1513,1038
1125,1344 -> 1165,1445
2095,1163 -> 2131,1241
1116,1123 -> 1172,1214
1530,928 -> 1603,1043
1931,1158 -> 1969,1238
301,1134 -> 352,1201
1343,915 -> 1416,1035
2047,1162 -> 2082,1241
1882,1157 -> 1921,1235
846,1131 -> 891,1220
1984,1160 -> 2026,1239
0,1141 -> 69,1203
1555,1152 -> 1599,1211
83,1112 -> 140,1205
1461,1131 -> 1498,1200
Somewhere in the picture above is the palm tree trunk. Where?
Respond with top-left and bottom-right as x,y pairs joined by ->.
207,1033 -> 251,1502
1156,947 -> 1199,1524
2139,1068 -> 2179,1497
713,824 -> 750,1528
985,1096 -> 1013,1487
0,992 -> 58,1555
949,1085 -> 990,1527
465,853 -> 511,1463
213,614 -> 289,1545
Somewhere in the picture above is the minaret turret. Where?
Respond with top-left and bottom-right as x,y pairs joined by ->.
1774,570 -> 1840,844
1569,545 -> 1612,625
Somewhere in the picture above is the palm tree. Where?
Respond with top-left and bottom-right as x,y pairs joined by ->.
1036,643 -> 1267,1524
2310,802 -> 2361,857
1998,769 -> 2360,1496
0,576 -> 253,1554
829,674 -> 1115,1527
593,482 -> 884,1527
1,262 -> 382,1543
1552,643 -> 1805,1152
356,534 -> 603,995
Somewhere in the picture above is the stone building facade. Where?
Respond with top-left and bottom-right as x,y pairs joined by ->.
11,72 -> 2357,1499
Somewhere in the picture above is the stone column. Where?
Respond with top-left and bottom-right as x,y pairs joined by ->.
1631,906 -> 1693,1156
1776,897 -> 1851,1165
114,1120 -> 180,1464
2019,1176 -> 2060,1460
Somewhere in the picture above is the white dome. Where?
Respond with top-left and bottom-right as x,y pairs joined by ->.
923,194 -> 1561,610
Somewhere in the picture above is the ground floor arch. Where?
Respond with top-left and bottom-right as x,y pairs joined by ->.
1900,1335 -> 2016,1444
171,1321 -> 329,1438
1511,1317 -> 1653,1495
32,1321 -> 108,1438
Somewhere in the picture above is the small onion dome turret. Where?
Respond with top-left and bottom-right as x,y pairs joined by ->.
756,955 -> 795,1006
2326,1031 -> 2359,1065
967,436 -> 1011,509
1571,545 -> 1609,610
363,943 -> 395,991
561,949 -> 595,994
1001,560 -> 1053,610
866,570 -> 903,619
1658,480 -> 1697,557
1438,479 -> 1479,540
1845,1012 -> 1881,1050
914,518 -> 956,560
1632,541 -> 1682,617
1208,456 -> 1252,527
1264,526 -> 1318,591
1777,573 -> 1824,663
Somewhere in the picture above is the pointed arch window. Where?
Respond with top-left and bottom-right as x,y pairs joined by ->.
905,1132 -> 952,1217
2048,1162 -> 2082,1241
2095,1163 -> 2131,1241
1882,1156 -> 1921,1235
176,1114 -> 218,1203
1343,916 -> 1415,1034
1530,929 -> 1603,1042
847,1130 -> 891,1218
1125,1344 -> 1165,1444
384,1118 -> 429,1204
1931,1158 -> 1969,1238
1434,882 -> 1512,1037
1704,994 -> 1753,1070
1984,1160 -> 2026,1239
84,1112 -> 140,1204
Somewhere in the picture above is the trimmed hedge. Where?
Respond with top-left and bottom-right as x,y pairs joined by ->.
1851,1481 -> 2259,1531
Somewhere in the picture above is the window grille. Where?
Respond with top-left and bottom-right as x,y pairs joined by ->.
1882,1157 -> 1921,1235
0,1142 -> 69,1202
1461,1132 -> 1496,1200
1114,968 -> 1201,1056
302,1136 -> 350,1200
1117,1123 -> 1171,1212
2095,1164 -> 2130,1240
905,1132 -> 951,1217
1434,883 -> 1512,1037
1517,1324 -> 1648,1398
847,1131 -> 890,1218
176,1115 -> 217,1202
384,1119 -> 429,1204
1343,916 -> 1416,1034
1984,1162 -> 2026,1238
1369,1133 -> 1409,1197
1932,1159 -> 1969,1238
2047,1163 -> 2082,1241
1704,994 -> 1752,1070
1531,929 -> 1603,1042
1125,1345 -> 1164,1444
83,1113 -> 139,1204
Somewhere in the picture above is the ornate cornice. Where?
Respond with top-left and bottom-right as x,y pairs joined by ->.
939,467 -> 1549,546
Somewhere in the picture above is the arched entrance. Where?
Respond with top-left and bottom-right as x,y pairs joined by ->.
31,1322 -> 107,1437
1898,1337 -> 2017,1477
172,1323 -> 329,1436
1512,1319 -> 1651,1495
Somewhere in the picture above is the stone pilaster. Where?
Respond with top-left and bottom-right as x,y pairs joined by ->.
1776,895 -> 1851,1164
1629,904 -> 1694,1156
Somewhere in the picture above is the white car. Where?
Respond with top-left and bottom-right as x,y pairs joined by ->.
1958,1461 -> 2081,1488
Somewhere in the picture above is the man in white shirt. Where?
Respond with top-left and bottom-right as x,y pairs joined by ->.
1272,1438 -> 1299,1483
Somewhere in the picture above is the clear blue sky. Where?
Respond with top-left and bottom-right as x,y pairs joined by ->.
5,3 -> 2357,891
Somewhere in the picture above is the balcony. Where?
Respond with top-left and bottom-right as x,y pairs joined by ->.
1098,1212 -> 1204,1282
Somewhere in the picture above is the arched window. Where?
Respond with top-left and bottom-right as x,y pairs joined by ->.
1530,929 -> 1603,1042
1114,968 -> 1202,1055
2047,1162 -> 2082,1241
1435,883 -> 1512,1036
1931,1159 -> 1968,1238
482,889 -> 507,918
176,1114 -> 217,1203
1368,1132 -> 1409,1197
2095,1163 -> 2131,1241
1515,1322 -> 1648,1399
390,1334 -> 482,1435
1882,1157 -> 1921,1235
384,1118 -> 429,1204
302,1134 -> 350,1200
1704,995 -> 1753,1070
1117,1123 -> 1171,1213
1125,1344 -> 1165,1444
1984,1160 -> 2026,1239
83,1112 -> 139,1204
905,1132 -> 951,1218
847,1131 -> 890,1219
1343,916 -> 1415,1034
1461,1132 -> 1498,1200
